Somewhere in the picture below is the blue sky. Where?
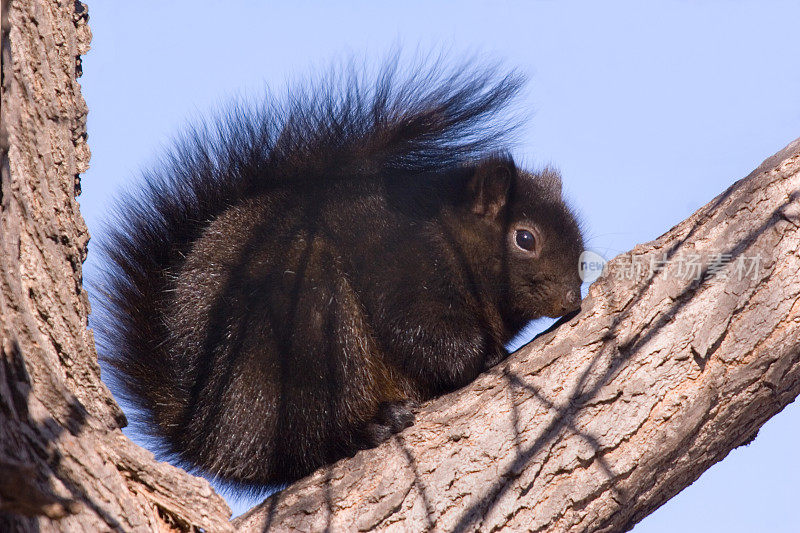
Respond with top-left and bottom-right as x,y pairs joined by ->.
79,1 -> 800,528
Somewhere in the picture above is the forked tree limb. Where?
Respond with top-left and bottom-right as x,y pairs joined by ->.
2,1 -> 800,532
234,138 -> 800,532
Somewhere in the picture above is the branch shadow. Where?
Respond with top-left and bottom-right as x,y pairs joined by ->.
0,339 -> 125,531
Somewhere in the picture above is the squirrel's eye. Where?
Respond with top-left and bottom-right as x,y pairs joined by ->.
515,229 -> 536,252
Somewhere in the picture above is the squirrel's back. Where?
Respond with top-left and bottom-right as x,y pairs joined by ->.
96,56 -> 584,489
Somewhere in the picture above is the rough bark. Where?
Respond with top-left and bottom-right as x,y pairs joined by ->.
2,2 -> 799,533
234,139 -> 800,532
0,1 -> 231,531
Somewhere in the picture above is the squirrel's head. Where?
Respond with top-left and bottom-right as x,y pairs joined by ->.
463,157 -> 584,324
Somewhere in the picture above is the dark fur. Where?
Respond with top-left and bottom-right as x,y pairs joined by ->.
95,57 -> 584,490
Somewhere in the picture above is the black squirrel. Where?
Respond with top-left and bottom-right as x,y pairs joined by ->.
95,57 -> 585,490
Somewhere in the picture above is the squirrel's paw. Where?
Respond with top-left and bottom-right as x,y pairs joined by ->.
483,346 -> 510,371
362,400 -> 417,448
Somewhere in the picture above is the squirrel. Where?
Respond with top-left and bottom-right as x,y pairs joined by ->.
95,57 -> 585,490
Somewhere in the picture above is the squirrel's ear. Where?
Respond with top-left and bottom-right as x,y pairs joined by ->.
536,168 -> 562,199
468,158 -> 514,218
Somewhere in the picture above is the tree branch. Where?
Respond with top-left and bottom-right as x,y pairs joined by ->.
234,137 -> 800,532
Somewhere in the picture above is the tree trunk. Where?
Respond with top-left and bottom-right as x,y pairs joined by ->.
0,1 -> 232,531
1,2 -> 799,532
